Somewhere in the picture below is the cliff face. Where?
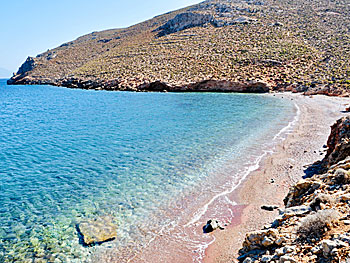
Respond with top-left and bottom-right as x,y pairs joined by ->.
239,116 -> 350,263
8,0 -> 350,95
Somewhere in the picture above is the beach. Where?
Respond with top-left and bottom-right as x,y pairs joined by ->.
204,93 -> 350,263
91,93 -> 350,263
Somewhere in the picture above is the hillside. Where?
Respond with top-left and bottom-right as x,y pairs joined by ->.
7,0 -> 350,95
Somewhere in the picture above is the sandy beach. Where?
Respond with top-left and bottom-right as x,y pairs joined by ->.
92,93 -> 350,263
204,93 -> 350,263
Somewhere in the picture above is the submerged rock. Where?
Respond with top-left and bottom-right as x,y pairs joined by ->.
77,216 -> 117,245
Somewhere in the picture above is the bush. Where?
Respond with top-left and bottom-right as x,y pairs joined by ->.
297,209 -> 339,239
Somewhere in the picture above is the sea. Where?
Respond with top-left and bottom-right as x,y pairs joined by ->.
0,79 -> 297,262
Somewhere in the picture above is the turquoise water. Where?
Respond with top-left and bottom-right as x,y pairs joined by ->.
0,79 -> 295,262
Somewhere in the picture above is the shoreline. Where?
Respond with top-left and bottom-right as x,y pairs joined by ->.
204,93 -> 350,262
91,93 -> 299,263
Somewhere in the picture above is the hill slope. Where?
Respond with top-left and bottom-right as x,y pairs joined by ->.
8,0 -> 350,95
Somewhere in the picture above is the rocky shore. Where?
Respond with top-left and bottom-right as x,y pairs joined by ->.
7,75 -> 270,93
237,110 -> 350,262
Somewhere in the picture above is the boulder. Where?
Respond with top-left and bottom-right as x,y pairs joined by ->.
77,216 -> 117,245
281,205 -> 311,219
203,219 -> 224,233
261,205 -> 279,211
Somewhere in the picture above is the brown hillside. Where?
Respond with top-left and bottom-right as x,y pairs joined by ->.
8,0 -> 350,95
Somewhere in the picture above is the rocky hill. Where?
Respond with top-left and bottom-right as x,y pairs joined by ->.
7,0 -> 350,95
238,116 -> 350,262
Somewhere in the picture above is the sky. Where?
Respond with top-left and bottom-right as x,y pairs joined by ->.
0,0 -> 202,77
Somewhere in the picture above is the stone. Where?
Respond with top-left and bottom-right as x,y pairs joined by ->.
261,237 -> 274,247
275,237 -> 286,246
261,205 -> 279,211
243,258 -> 253,263
77,216 -> 117,245
321,239 -> 347,256
246,229 -> 279,243
281,205 -> 311,219
311,246 -> 321,254
340,194 -> 350,201
261,254 -> 273,262
275,247 -> 285,256
279,255 -> 297,263
203,219 -> 224,233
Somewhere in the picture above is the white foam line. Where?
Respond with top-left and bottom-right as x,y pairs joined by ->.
185,101 -> 301,227
273,102 -> 300,141
185,152 -> 267,226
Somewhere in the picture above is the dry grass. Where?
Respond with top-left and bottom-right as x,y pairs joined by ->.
297,209 -> 339,239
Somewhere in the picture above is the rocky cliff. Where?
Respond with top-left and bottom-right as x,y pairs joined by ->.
239,116 -> 350,263
7,0 -> 350,95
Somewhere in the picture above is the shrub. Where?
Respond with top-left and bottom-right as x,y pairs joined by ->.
297,209 -> 339,239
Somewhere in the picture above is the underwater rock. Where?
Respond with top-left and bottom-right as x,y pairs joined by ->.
77,216 -> 117,245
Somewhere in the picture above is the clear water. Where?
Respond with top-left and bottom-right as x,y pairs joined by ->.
0,79 -> 295,262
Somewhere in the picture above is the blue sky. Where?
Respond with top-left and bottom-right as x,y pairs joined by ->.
0,0 -> 201,77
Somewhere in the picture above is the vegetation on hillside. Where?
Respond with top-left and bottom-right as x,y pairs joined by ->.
9,0 -> 350,95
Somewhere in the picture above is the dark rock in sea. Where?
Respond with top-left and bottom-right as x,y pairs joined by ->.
203,219 -> 224,233
77,216 -> 117,246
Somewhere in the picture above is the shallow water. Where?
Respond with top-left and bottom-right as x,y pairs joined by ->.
0,79 -> 295,262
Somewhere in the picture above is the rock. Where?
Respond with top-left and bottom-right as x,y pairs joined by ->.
77,216 -> 117,245
7,57 -> 37,85
275,247 -> 285,256
279,255 -> 297,263
156,12 -> 213,37
242,228 -> 280,252
261,254 -> 273,262
243,257 -> 253,263
281,205 -> 311,219
261,205 -> 279,211
340,194 -> 350,201
339,233 -> 350,243
325,117 -> 350,166
272,21 -> 284,26
203,219 -> 224,233
275,237 -> 286,246
311,246 -> 321,254
321,239 -> 348,256
261,237 -> 274,247
283,245 -> 296,254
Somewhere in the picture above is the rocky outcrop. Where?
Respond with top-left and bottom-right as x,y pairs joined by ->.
239,117 -> 350,262
325,117 -> 350,167
8,76 -> 270,93
155,12 -> 213,37
7,57 -> 37,85
77,216 -> 117,246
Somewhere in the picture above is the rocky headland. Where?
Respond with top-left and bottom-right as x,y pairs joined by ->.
7,0 -> 350,96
